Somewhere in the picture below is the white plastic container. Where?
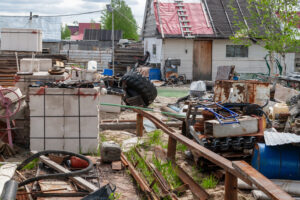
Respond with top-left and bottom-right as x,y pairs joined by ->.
87,61 -> 97,72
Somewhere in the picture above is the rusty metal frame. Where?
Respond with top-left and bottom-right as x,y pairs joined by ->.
134,109 -> 293,200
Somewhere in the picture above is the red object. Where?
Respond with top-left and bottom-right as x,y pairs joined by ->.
70,156 -> 89,169
154,0 -> 213,36
71,23 -> 101,40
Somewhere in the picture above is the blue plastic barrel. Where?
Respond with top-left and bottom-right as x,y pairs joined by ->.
251,143 -> 300,180
149,68 -> 161,80
103,69 -> 113,76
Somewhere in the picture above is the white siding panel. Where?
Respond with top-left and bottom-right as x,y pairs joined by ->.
212,39 -> 295,80
144,37 -> 163,64
162,39 -> 194,80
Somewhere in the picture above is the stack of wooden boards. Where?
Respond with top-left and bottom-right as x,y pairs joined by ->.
113,43 -> 144,75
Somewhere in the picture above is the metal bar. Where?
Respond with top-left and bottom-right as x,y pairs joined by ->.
232,161 -> 294,200
224,172 -> 238,200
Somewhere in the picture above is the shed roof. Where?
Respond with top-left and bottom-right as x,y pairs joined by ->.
0,16 -> 61,42
143,0 -> 260,39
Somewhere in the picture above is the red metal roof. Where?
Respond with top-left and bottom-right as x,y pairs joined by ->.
153,0 -> 213,36
71,23 -> 101,40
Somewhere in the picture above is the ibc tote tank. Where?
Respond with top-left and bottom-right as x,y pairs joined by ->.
251,143 -> 300,180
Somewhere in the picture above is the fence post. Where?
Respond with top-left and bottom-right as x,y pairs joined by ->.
136,113 -> 143,137
167,136 -> 177,160
224,171 -> 237,200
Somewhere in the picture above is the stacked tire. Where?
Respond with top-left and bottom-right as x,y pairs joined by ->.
121,71 -> 157,107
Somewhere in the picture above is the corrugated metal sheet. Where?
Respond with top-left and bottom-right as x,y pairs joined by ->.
83,29 -> 123,41
0,16 -> 61,41
153,0 -> 213,36
264,131 -> 300,146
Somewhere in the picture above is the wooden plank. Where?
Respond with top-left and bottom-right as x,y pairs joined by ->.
39,155 -> 98,192
232,161 -> 294,200
224,172 -> 237,200
112,161 -> 122,170
136,113 -> 144,137
154,146 -> 209,200
193,40 -> 212,81
167,136 -> 177,160
120,153 -> 159,200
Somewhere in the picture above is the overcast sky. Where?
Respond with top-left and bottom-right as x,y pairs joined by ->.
0,0 -> 146,27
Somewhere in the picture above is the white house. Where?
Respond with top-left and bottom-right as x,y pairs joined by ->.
141,0 -> 296,81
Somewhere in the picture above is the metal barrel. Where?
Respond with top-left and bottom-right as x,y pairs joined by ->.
251,143 -> 300,180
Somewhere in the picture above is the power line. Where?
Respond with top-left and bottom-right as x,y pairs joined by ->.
0,9 -> 106,18
114,8 -> 141,30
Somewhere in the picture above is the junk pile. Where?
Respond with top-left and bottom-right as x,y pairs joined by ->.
0,150 -> 124,200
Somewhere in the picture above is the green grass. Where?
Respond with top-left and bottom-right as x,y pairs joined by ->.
22,158 -> 39,170
201,175 -> 218,189
99,133 -> 107,142
147,130 -> 164,146
126,148 -> 160,195
157,88 -> 189,98
176,143 -> 188,153
152,155 -> 182,189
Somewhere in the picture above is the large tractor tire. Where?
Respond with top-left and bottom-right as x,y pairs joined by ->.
121,71 -> 157,106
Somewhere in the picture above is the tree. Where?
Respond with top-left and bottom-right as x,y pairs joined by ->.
101,0 -> 139,40
230,0 -> 300,75
61,25 -> 71,40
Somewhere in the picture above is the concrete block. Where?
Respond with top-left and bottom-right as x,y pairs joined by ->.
45,139 -> 64,151
29,94 -> 44,116
45,117 -> 64,138
99,94 -> 122,113
20,58 -> 40,73
30,139 -> 44,151
30,117 -> 44,138
64,117 -> 79,138
63,89 -> 79,116
79,88 -> 99,116
45,88 -> 64,116
80,117 -> 98,138
39,59 -> 52,71
64,139 -> 80,153
101,141 -> 121,162
81,139 -> 98,154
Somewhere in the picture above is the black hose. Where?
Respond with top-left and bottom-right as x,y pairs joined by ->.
17,150 -> 93,187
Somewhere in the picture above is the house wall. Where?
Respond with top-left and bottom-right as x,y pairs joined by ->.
162,39 -> 194,80
144,38 -> 296,81
212,39 -> 295,80
144,37 -> 162,64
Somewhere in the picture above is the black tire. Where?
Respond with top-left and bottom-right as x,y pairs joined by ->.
121,71 -> 157,106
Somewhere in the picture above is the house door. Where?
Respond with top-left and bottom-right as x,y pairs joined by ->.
193,40 -> 212,80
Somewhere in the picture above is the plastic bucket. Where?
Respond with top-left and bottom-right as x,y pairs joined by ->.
149,68 -> 161,80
